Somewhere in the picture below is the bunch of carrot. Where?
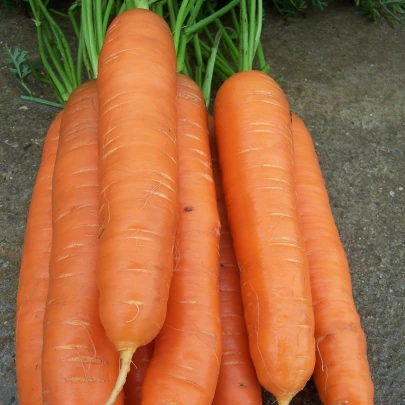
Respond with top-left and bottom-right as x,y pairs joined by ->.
15,1 -> 374,405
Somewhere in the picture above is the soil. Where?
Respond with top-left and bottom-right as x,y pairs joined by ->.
0,2 -> 404,405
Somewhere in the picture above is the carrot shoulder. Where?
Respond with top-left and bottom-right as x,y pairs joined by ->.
209,116 -> 262,405
214,71 -> 315,405
141,74 -> 222,405
41,81 -> 122,405
292,113 -> 374,405
15,110 -> 63,405
96,9 -> 178,404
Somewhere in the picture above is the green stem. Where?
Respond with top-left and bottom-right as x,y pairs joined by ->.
41,24 -> 73,96
82,1 -> 98,77
199,40 -> 230,69
185,0 -> 240,35
103,0 -> 115,34
118,2 -> 126,14
115,0 -> 122,14
95,0 -> 104,53
48,8 -> 68,18
167,0 -> 177,31
202,31 -> 222,108
195,65 -> 202,89
240,0 -> 250,71
187,0 -> 205,27
76,26 -> 84,84
21,95 -> 62,109
256,41 -> 269,73
36,0 -> 77,87
134,0 -> 149,9
231,7 -> 241,35
200,40 -> 235,78
214,67 -> 228,83
19,80 -> 33,97
203,26 -> 215,46
173,0 -> 193,53
171,0 -> 179,17
79,25 -> 92,80
155,2 -> 163,17
34,29 -> 67,103
49,23 -> 77,88
248,0 -> 256,64
176,33 -> 188,72
193,34 -> 203,67
207,3 -> 239,68
183,56 -> 192,78
253,0 -> 263,61
68,6 -> 80,39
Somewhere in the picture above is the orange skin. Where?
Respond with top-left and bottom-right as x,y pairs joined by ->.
96,9 -> 178,404
292,113 -> 374,405
141,75 -> 222,405
124,342 -> 154,405
214,71 -> 316,405
41,81 -> 122,405
209,116 -> 262,405
15,110 -> 63,405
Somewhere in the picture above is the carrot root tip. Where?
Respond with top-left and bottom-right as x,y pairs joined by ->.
277,395 -> 294,405
105,348 -> 136,405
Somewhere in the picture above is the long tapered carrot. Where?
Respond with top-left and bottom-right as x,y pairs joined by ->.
141,74 -> 222,405
214,71 -> 315,405
124,342 -> 154,405
291,113 -> 374,405
208,117 -> 262,405
96,9 -> 178,404
41,80 -> 122,405
15,111 -> 63,405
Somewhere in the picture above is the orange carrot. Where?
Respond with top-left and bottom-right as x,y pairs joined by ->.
292,112 -> 374,405
208,117 -> 262,405
214,71 -> 315,405
15,111 -> 63,405
141,75 -> 221,405
96,9 -> 178,404
41,81 -> 122,405
124,342 -> 154,405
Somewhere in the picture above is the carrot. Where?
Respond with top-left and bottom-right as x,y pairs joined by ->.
291,113 -> 374,405
41,80 -> 122,405
96,9 -> 178,404
124,342 -> 154,405
141,74 -> 222,405
214,71 -> 316,405
15,111 -> 63,405
208,116 -> 262,405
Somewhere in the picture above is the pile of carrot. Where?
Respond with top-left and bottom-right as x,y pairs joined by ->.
15,2 -> 374,405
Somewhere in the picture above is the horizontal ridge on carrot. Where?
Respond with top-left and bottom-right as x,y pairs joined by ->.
15,110 -> 63,405
292,113 -> 374,405
209,116 -> 262,405
141,74 -> 222,405
96,7 -> 179,405
41,80 -> 122,405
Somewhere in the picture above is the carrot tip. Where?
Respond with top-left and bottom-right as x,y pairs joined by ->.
277,393 -> 296,405
105,348 -> 136,405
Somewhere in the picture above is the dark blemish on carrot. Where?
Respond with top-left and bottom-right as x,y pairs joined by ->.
220,263 -> 224,267
184,206 -> 194,212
